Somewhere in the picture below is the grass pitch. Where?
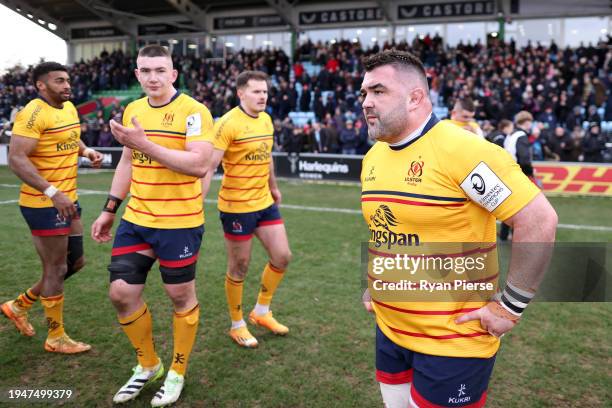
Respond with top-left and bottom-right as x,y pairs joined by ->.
0,167 -> 610,407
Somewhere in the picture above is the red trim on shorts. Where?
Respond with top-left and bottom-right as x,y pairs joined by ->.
31,228 -> 70,236
111,243 -> 152,256
224,232 -> 253,241
257,219 -> 283,227
376,369 -> 413,385
158,252 -> 199,268
410,386 -> 487,408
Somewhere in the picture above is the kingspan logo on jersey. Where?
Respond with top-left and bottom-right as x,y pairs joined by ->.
245,142 -> 271,161
56,131 -> 80,151
368,205 -> 420,249
132,150 -> 153,165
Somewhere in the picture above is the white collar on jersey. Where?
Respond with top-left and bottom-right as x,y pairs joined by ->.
388,112 -> 432,147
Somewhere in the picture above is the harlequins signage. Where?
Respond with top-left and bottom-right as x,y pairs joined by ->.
398,1 -> 495,20
299,7 -> 383,25
214,14 -> 285,30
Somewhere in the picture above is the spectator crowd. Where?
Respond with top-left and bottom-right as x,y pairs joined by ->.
1,35 -> 611,162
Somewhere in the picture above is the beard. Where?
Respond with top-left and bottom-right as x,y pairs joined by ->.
366,100 -> 409,142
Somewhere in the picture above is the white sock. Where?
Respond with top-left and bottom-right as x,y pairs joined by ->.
253,303 -> 269,316
231,319 -> 246,330
380,382 -> 412,408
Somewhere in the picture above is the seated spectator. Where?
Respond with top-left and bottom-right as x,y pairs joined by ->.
97,124 -> 113,147
339,120 -> 358,155
582,123 -> 605,162
547,125 -> 575,161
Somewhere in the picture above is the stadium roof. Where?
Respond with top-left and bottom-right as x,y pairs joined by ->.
1,0 -> 369,40
3,0 -> 608,42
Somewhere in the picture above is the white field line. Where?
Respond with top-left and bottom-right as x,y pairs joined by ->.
0,185 -> 609,232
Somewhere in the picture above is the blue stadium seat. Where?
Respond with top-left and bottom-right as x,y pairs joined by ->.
289,111 -> 316,127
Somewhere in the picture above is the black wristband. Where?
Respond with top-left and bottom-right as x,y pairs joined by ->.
102,195 -> 123,214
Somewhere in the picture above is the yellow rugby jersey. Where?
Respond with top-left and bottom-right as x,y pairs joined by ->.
210,106 -> 274,213
12,98 -> 80,208
444,119 -> 484,137
361,116 -> 540,358
121,92 -> 213,229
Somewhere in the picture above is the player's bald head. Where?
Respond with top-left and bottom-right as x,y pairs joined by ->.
362,50 -> 429,91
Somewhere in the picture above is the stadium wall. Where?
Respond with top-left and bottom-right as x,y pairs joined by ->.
75,148 -> 612,197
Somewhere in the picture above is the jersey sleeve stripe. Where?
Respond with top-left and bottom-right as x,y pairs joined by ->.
44,122 -> 80,132
21,187 -> 77,197
126,205 -> 202,217
30,151 -> 78,158
47,175 -> 78,183
362,190 -> 467,202
220,185 -> 266,191
223,174 -> 268,179
43,124 -> 80,134
131,178 -> 197,186
373,299 -> 480,315
362,197 -> 465,207
36,163 -> 78,171
146,133 -> 185,140
233,136 -> 273,145
387,324 -> 488,340
223,161 -> 270,166
144,129 -> 186,136
132,164 -> 167,169
219,193 -> 269,203
130,193 -> 201,202
234,133 -> 274,142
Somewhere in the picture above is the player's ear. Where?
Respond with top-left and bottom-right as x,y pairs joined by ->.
172,69 -> 178,83
407,87 -> 425,111
134,68 -> 140,81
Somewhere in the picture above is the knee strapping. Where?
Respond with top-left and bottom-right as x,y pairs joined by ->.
108,253 -> 155,284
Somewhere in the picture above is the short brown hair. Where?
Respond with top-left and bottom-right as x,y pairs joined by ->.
138,45 -> 171,58
498,119 -> 513,131
515,111 -> 534,125
236,71 -> 269,89
362,50 -> 427,80
455,97 -> 476,113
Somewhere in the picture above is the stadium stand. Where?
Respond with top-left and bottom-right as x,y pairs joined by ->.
1,37 -> 610,161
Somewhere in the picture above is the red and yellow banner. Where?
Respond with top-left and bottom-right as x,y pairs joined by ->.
534,162 -> 612,196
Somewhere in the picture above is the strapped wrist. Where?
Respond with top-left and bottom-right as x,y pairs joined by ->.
102,194 -> 123,214
44,185 -> 59,198
499,282 -> 534,318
